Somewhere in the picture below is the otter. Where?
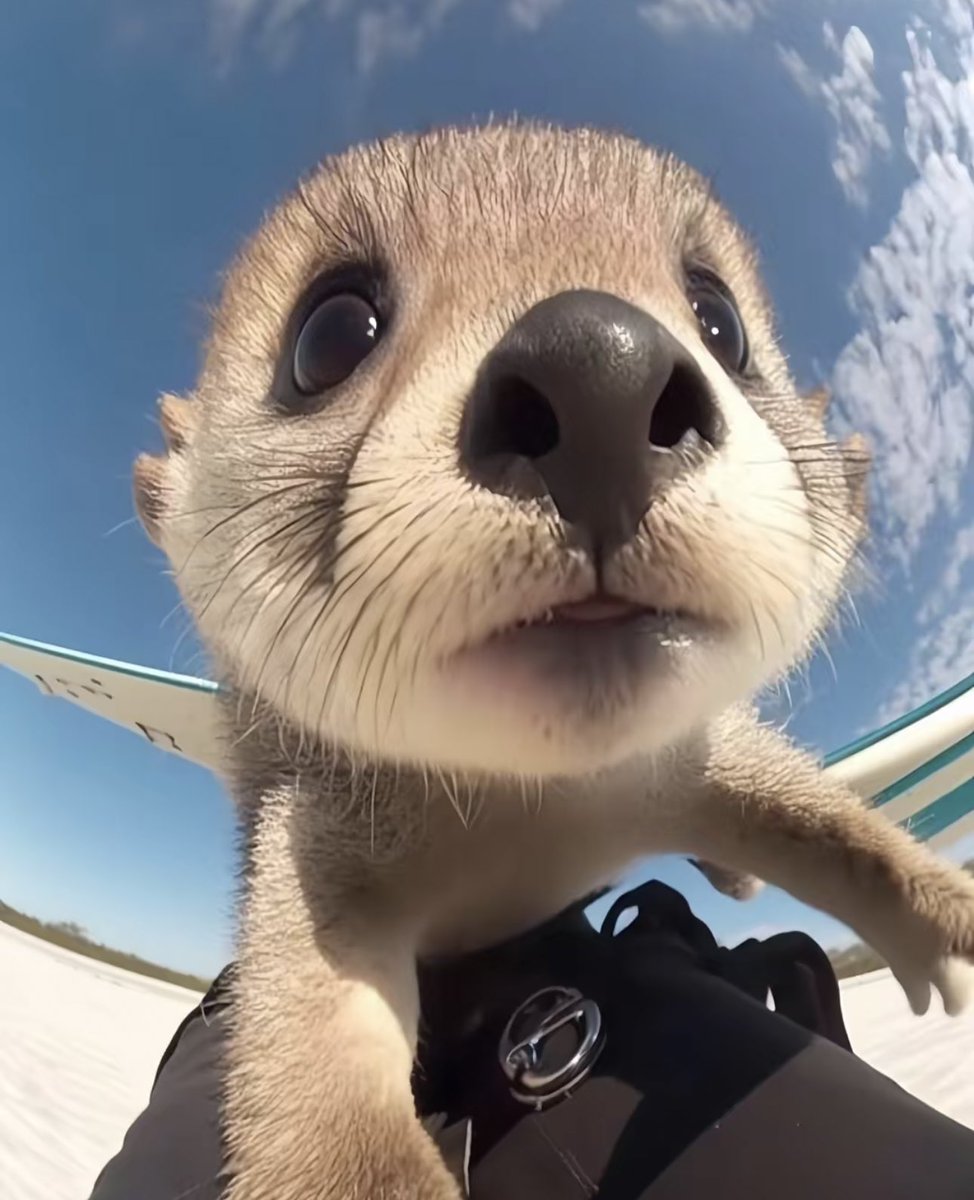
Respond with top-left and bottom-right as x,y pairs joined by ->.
134,123 -> 974,1200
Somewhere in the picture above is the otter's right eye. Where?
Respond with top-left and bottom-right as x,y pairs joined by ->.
293,293 -> 381,395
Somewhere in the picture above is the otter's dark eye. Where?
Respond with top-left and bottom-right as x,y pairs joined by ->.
686,271 -> 748,374
293,293 -> 381,394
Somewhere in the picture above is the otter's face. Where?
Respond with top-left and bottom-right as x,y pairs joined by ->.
135,123 -> 866,779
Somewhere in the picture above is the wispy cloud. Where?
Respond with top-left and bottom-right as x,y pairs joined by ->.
830,10 -> 974,567
210,0 -> 324,71
508,0 -> 566,33
778,23 -> 891,207
919,519 -> 974,626
637,0 -> 770,36
799,3 -> 974,727
777,42 -> 820,97
873,595 -> 974,725
356,2 -> 455,76
874,517 -> 974,726
941,522 -> 974,601
208,0 -> 562,74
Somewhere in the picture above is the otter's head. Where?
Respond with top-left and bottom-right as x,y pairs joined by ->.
135,123 -> 867,779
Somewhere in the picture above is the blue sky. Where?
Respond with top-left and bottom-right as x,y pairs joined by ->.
1,0 -> 973,978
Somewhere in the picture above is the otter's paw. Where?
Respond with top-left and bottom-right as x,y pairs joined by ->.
690,858 -> 765,901
890,955 -> 974,1018
878,862 -> 974,1017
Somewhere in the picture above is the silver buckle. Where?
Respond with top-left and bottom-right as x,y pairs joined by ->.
498,985 -> 605,1111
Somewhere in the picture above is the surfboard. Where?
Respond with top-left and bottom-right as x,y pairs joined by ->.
3,629 -> 973,850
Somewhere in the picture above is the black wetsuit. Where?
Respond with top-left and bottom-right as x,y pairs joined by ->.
89,881 -> 974,1199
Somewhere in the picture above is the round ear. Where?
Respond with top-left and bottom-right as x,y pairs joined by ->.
805,385 -> 830,420
157,390 -> 198,452
841,430 -> 871,523
133,393 -> 199,547
133,451 -> 170,546
801,385 -> 870,524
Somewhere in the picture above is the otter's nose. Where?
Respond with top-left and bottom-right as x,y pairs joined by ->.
460,289 -> 722,553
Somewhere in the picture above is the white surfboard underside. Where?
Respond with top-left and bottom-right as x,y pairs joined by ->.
2,631 -> 972,851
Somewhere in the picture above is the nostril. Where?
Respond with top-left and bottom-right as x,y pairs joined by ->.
648,363 -> 721,450
468,375 -> 560,462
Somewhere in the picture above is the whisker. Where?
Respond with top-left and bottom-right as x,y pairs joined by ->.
172,481 -> 315,580
289,511 -> 424,726
348,503 -> 456,747
375,512 -> 466,740
311,516 -> 431,734
103,515 -> 140,538
251,500 -> 415,714
195,506 -> 326,625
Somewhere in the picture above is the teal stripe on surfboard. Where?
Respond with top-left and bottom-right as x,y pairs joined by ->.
823,670 -> 974,769
871,730 -> 974,809
901,777 -> 974,843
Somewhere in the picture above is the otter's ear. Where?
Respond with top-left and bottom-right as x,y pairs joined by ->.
133,393 -> 199,547
805,385 -> 830,420
157,390 -> 198,452
841,430 -> 871,522
802,385 -> 870,521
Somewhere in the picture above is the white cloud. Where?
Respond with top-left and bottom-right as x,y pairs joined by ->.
830,10 -> 974,564
815,2 -> 974,727
778,23 -> 891,207
210,0 -> 263,66
637,0 -> 768,35
942,522 -> 974,596
873,595 -> 974,724
356,4 -> 440,75
778,43 -> 820,97
209,0 -> 338,70
919,519 -> 974,625
207,0 -> 562,73
507,0 -> 566,33
639,8 -> 891,206
862,521 -> 973,732
355,0 -> 565,72
824,25 -> 893,206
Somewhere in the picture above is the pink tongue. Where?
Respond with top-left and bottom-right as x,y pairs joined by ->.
553,597 -> 643,622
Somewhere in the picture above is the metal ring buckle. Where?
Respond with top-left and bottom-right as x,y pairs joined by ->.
498,985 -> 605,1110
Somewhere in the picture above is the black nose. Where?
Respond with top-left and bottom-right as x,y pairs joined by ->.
460,289 -> 723,553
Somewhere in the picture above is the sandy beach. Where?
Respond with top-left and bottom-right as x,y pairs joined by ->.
3,919 -> 973,1200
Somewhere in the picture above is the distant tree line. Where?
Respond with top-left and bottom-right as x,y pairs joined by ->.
3,859 -> 972,990
0,898 -> 211,992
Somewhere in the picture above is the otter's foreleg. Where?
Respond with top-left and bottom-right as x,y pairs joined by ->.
671,711 -> 974,1016
223,792 -> 460,1200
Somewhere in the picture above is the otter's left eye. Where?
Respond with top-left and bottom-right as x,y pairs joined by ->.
293,292 -> 381,395
686,271 -> 748,374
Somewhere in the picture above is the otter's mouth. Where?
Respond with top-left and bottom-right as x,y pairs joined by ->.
513,595 -> 682,630
498,590 -> 705,638
469,592 -> 711,671
447,592 -> 710,699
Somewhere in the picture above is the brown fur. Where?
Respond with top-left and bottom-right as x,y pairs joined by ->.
134,122 -> 974,1199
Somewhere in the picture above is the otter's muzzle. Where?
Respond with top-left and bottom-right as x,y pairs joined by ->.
459,289 -> 723,555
